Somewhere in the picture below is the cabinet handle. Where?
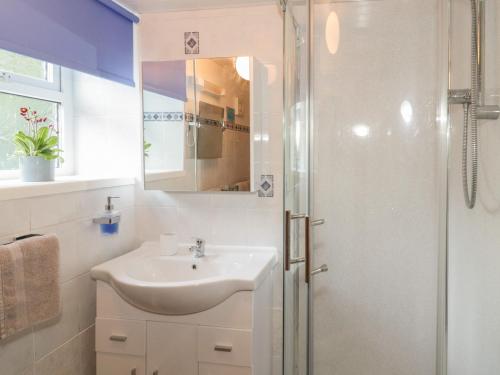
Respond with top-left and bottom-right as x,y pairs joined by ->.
131,369 -> 136,375
214,345 -> 233,352
109,335 -> 127,342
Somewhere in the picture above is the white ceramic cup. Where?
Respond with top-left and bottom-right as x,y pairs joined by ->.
160,233 -> 178,255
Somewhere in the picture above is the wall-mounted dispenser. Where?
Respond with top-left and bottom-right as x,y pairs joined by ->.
93,196 -> 121,236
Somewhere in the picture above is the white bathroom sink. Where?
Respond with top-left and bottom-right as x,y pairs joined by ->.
91,242 -> 276,315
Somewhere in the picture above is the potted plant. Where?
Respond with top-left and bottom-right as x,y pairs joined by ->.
14,107 -> 63,182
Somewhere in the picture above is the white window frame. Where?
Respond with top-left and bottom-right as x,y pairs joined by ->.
0,63 -> 74,179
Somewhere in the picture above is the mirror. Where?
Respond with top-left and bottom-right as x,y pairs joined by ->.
142,57 -> 254,192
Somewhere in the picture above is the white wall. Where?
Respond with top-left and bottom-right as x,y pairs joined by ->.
448,1 -> 500,374
0,185 -> 137,375
312,1 -> 439,374
0,6 -> 284,375
72,71 -> 141,178
137,5 -> 284,374
0,56 -> 142,375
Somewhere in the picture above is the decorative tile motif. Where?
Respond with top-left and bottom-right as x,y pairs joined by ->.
144,111 -> 250,132
224,122 -> 250,133
144,112 -> 184,122
185,32 -> 200,54
258,175 -> 274,198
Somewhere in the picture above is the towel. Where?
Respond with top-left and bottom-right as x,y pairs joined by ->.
0,234 -> 60,340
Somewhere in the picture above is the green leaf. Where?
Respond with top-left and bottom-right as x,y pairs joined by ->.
14,127 -> 64,161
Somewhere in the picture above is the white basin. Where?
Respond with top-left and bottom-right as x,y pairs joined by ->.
91,242 -> 276,315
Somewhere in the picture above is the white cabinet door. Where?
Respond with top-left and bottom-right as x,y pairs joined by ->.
147,322 -> 197,375
96,318 -> 146,356
97,353 -> 145,375
197,326 -> 252,367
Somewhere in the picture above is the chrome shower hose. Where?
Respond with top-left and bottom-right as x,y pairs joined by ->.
462,0 -> 479,209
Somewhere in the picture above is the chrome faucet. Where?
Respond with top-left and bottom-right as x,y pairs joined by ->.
189,238 -> 205,258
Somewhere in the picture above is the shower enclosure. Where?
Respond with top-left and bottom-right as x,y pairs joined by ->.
282,0 -> 500,374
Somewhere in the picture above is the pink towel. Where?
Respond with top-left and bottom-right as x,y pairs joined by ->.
0,234 -> 60,340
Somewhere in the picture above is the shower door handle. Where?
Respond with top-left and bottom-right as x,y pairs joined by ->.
311,218 -> 325,226
285,211 -> 311,283
285,211 -> 307,271
311,264 -> 328,277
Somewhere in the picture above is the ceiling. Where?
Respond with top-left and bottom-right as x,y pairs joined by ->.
118,0 -> 276,13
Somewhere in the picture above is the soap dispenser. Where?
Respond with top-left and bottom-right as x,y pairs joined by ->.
93,196 -> 121,236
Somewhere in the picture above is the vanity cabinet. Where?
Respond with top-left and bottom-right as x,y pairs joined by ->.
97,353 -> 146,375
147,322 -> 197,375
95,271 -> 273,375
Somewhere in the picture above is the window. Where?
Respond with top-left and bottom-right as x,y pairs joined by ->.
0,49 -> 72,177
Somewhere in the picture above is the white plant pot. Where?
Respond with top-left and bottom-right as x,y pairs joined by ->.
20,156 -> 56,182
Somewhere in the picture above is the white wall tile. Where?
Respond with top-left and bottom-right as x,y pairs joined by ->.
34,278 -> 80,360
30,193 -> 80,228
176,207 -> 214,244
245,208 -> 282,247
136,205 -> 178,242
76,219 -> 109,274
79,326 -> 96,375
211,208 -> 248,245
0,331 -> 34,375
34,334 -> 81,375
0,199 -> 30,238
76,274 -> 97,332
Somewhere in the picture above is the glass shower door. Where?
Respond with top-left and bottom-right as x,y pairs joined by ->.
283,1 -> 311,374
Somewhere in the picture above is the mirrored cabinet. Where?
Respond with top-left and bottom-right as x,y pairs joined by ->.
142,57 -> 259,192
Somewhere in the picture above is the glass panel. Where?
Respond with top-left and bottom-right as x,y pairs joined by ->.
0,92 -> 58,170
311,0 -> 440,374
142,60 -> 197,191
194,57 -> 252,192
283,1 -> 310,374
0,49 -> 52,81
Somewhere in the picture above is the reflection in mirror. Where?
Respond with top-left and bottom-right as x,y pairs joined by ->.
142,57 -> 253,192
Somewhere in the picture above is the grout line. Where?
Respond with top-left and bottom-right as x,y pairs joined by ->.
34,324 -> 95,364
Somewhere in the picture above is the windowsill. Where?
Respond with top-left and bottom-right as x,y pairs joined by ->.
0,175 -> 136,201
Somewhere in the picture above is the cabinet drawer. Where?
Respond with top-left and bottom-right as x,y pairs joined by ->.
198,326 -> 252,367
96,318 -> 146,356
97,352 -> 145,375
199,363 -> 251,375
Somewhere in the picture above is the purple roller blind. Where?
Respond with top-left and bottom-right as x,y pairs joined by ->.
142,61 -> 187,102
0,0 -> 138,86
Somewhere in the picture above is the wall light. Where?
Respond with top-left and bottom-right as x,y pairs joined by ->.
325,11 -> 340,55
236,56 -> 250,81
